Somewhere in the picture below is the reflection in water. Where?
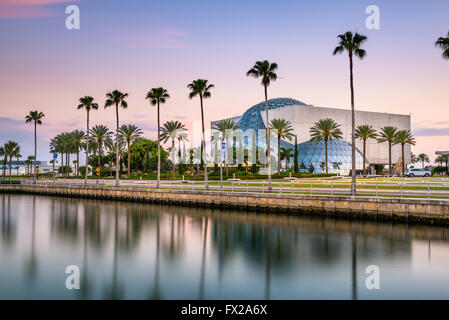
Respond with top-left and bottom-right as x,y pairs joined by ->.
352,234 -> 357,300
25,197 -> 38,282
198,217 -> 208,300
2,194 -> 449,299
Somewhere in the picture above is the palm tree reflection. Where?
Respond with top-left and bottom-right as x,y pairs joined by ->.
149,212 -> 162,300
351,233 -> 357,300
105,204 -> 123,299
198,217 -> 208,299
25,196 -> 38,281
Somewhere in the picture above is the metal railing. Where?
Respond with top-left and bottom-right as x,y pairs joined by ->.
13,178 -> 449,201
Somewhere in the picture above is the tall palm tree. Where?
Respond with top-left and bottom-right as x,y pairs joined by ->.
377,126 -> 398,176
394,130 -> 416,175
90,125 -> 113,170
70,130 -> 85,176
4,141 -> 19,179
118,124 -> 143,177
160,121 -> 187,179
146,87 -> 170,187
280,147 -> 293,170
78,96 -> 99,184
246,60 -> 278,190
355,125 -> 377,176
418,153 -> 430,169
25,111 -> 45,183
333,31 -> 367,194
188,79 -> 214,189
211,119 -> 240,176
435,32 -> 449,60
105,90 -> 128,186
270,118 -> 294,173
309,118 -> 343,174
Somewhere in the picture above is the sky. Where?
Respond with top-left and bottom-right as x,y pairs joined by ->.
0,0 -> 448,164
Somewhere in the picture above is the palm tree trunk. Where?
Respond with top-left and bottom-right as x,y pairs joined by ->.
157,100 -> 161,188
388,141 -> 392,176
61,153 -> 64,177
67,153 -> 70,177
349,52 -> 356,195
85,109 -> 90,185
200,94 -> 208,189
34,121 -> 37,183
363,139 -> 366,176
172,139 -> 175,179
98,144 -> 101,168
115,103 -> 120,186
76,151 -> 79,177
278,134 -> 281,173
264,84 -> 272,190
325,139 -> 328,174
127,142 -> 131,178
9,156 -> 12,179
401,144 -> 405,175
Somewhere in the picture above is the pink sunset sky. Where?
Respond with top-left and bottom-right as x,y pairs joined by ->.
0,0 -> 448,163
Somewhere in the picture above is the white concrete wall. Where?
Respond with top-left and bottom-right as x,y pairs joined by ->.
261,104 -> 411,165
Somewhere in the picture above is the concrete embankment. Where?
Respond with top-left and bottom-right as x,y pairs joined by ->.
1,184 -> 449,226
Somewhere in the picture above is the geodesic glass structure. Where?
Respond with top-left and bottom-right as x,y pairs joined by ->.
237,98 -> 307,132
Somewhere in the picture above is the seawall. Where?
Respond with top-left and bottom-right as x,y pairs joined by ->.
1,184 -> 449,226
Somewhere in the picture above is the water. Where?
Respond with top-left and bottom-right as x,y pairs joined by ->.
1,194 -> 449,300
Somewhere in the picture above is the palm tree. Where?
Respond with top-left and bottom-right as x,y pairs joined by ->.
246,60 -> 278,190
309,118 -> 343,174
418,153 -> 430,169
15,152 -> 22,176
355,125 -> 377,176
411,152 -> 418,166
333,31 -> 367,194
78,96 -> 99,184
188,79 -> 214,189
4,141 -> 19,180
394,130 -> 416,175
146,87 -> 170,187
90,125 -> 113,170
105,90 -> 128,186
435,32 -> 449,60
25,111 -> 45,183
435,155 -> 448,167
377,126 -> 398,176
26,156 -> 35,176
70,130 -> 85,176
118,124 -> 143,177
211,119 -> 240,176
280,147 -> 293,170
270,118 -> 294,173
160,120 -> 187,179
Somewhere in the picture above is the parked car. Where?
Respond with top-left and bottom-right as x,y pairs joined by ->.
404,168 -> 431,177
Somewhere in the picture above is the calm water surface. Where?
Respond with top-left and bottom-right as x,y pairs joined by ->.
1,194 -> 449,299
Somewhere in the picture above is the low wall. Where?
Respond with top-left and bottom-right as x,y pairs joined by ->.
1,184 -> 449,226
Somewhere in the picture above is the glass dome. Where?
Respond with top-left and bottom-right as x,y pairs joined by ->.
290,139 -> 365,174
237,98 -> 306,132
